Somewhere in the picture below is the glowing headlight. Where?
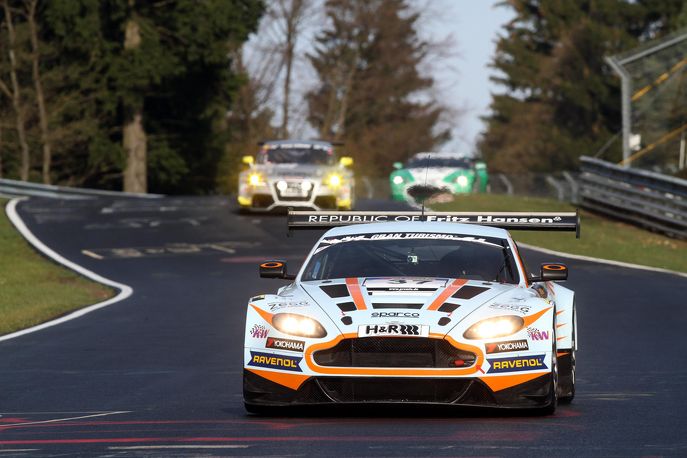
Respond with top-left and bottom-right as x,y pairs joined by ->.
392,175 -> 404,185
248,173 -> 264,186
301,180 -> 313,191
272,313 -> 327,338
276,180 -> 288,191
456,175 -> 469,187
327,174 -> 342,187
463,316 -> 524,340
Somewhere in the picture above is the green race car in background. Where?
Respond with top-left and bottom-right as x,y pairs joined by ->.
390,152 -> 488,202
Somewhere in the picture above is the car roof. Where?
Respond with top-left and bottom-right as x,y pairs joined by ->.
322,221 -> 510,239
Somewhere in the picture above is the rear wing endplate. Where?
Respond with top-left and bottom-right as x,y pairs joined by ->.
287,210 -> 580,238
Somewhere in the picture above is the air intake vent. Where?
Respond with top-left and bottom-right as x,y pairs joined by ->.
452,286 -> 489,300
320,284 -> 349,298
438,303 -> 460,313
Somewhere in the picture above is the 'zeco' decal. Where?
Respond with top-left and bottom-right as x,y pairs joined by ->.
248,351 -> 302,372
358,324 -> 429,337
487,354 -> 546,373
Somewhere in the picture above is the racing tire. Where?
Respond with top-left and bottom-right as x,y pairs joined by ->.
538,333 -> 559,415
558,308 -> 576,404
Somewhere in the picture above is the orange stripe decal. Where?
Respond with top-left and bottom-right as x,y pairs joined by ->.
523,307 -> 552,327
427,279 -> 468,311
246,368 -> 310,390
345,277 -> 367,310
250,304 -> 274,324
556,323 -> 567,328
556,309 -> 566,316
480,372 -> 547,392
557,336 -> 567,341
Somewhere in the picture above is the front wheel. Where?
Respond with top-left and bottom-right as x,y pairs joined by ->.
538,334 -> 559,415
558,308 -> 576,403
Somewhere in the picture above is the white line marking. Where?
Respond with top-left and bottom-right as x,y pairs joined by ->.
0,198 -> 134,342
518,242 -> 687,279
0,411 -> 130,427
81,249 -> 104,260
109,445 -> 251,450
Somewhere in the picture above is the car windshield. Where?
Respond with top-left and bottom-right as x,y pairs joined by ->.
260,147 -> 334,165
302,232 -> 519,284
406,157 -> 472,169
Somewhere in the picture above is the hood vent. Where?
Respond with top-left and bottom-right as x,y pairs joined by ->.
337,302 -> 356,312
438,303 -> 460,313
452,286 -> 489,300
321,284 -> 350,298
372,303 -> 423,309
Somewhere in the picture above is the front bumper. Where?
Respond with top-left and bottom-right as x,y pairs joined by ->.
244,369 -> 552,409
239,180 -> 352,211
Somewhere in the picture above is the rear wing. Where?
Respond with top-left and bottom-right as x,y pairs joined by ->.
287,210 -> 580,237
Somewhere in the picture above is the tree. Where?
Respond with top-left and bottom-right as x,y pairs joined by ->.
1,0 -> 31,180
307,0 -> 449,176
479,0 -> 687,173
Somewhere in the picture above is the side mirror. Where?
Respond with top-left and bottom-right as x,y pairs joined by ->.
242,155 -> 255,166
531,263 -> 568,282
339,156 -> 353,167
259,260 -> 296,280
393,162 -> 403,170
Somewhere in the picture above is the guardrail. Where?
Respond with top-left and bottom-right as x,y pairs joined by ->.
579,156 -> 687,239
0,178 -> 163,200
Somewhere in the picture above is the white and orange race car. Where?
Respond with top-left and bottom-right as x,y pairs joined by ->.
244,211 -> 578,414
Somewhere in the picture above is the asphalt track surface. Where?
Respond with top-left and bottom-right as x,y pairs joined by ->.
1,196 -> 686,457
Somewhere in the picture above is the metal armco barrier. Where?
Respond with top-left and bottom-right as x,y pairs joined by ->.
0,178 -> 163,200
579,156 -> 687,239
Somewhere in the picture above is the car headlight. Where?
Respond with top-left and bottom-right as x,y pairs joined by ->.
456,175 -> 469,187
326,173 -> 343,188
463,316 -> 524,340
272,313 -> 327,338
248,173 -> 264,186
392,175 -> 404,185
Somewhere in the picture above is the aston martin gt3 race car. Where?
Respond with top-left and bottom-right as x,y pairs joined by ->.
390,152 -> 488,202
244,211 -> 578,414
238,140 -> 355,212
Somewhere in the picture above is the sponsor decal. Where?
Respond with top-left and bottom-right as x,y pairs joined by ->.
485,339 -> 529,354
527,327 -> 550,341
266,337 -> 305,352
249,324 -> 269,339
371,312 -> 420,318
489,303 -> 532,314
363,277 -> 448,289
248,351 -> 302,372
487,354 -> 547,373
307,215 -> 563,225
358,324 -> 429,337
267,301 -> 310,312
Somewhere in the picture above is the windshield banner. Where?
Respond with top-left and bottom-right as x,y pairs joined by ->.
288,210 -> 580,236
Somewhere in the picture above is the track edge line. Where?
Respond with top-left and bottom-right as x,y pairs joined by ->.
518,242 -> 687,279
0,198 -> 134,342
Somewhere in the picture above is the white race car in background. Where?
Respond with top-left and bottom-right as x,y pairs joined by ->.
238,140 -> 355,212
243,210 -> 579,414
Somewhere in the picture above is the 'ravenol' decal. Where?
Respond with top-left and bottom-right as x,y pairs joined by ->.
249,351 -> 302,372
487,354 -> 547,373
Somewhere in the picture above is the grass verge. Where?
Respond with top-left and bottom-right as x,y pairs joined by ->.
0,199 -> 115,336
432,194 -> 687,274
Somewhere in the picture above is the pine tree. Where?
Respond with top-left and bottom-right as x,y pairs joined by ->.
479,0 -> 642,172
306,0 -> 449,177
